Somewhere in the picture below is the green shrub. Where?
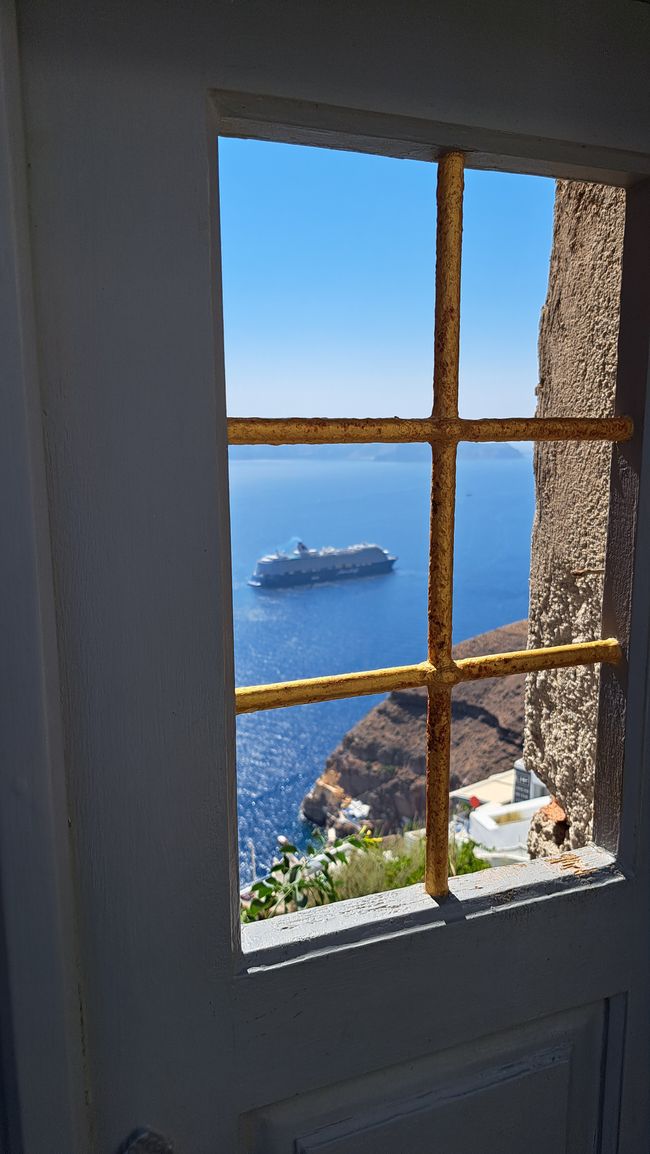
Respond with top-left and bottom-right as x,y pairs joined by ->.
449,837 -> 491,877
240,831 -> 376,922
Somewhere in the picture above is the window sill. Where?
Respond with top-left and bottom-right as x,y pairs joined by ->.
240,845 -> 622,970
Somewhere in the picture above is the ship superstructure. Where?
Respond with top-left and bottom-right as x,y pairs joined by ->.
249,540 -> 396,588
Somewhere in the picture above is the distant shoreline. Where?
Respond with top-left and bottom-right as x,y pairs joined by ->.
229,441 -> 526,463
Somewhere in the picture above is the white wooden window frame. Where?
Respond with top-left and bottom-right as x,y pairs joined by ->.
207,91 -> 650,968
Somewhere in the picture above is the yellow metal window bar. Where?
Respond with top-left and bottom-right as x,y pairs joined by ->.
229,152 -> 631,900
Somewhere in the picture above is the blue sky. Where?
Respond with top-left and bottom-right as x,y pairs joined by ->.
218,139 -> 555,420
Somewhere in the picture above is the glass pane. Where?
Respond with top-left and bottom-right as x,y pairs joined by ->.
219,138 -> 436,418
458,170 -> 555,420
453,443 -> 534,646
229,448 -> 429,684
237,699 -> 377,888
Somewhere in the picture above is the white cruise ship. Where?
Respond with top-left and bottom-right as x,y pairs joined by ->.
249,539 -> 397,589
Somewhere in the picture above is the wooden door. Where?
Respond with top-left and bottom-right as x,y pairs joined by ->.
2,2 -> 650,1152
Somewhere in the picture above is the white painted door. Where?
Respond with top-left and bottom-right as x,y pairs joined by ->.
3,2 -> 650,1152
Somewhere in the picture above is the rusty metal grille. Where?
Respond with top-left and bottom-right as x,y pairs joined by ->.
229,152 -> 631,898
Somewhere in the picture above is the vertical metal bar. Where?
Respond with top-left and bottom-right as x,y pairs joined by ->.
426,152 -> 464,898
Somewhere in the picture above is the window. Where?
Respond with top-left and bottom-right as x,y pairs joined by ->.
227,151 -> 631,898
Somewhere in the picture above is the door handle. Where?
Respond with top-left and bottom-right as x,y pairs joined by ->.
119,1131 -> 175,1153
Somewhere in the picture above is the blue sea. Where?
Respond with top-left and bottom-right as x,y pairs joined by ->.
230,455 -> 535,882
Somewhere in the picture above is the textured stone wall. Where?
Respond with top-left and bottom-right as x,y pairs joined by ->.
525,181 -> 625,854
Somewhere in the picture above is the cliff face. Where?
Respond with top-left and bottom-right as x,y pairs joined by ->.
524,181 -> 625,853
303,620 -> 527,834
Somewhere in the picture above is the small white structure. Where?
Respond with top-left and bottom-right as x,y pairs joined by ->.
512,757 -> 548,802
450,768 -> 516,809
342,799 -> 371,823
469,795 -> 550,853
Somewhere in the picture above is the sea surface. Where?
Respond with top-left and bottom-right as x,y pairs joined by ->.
230,456 -> 535,882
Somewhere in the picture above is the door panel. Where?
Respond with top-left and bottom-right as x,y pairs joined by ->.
297,1067 -> 569,1154
247,1004 -> 605,1154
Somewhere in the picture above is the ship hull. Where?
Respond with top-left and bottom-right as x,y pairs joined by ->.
249,558 -> 396,588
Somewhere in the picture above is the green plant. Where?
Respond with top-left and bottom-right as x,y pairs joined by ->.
241,829 -> 490,921
448,835 -> 491,877
240,831 -> 376,922
334,834 -> 424,899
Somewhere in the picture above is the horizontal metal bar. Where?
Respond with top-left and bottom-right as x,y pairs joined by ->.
460,417 -> 633,443
455,638 -> 622,680
235,662 -> 430,715
228,416 -> 633,446
228,417 -> 431,444
235,638 -> 622,714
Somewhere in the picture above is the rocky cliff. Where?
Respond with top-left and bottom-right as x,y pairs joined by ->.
303,619 -> 527,834
524,181 -> 624,853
